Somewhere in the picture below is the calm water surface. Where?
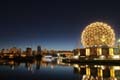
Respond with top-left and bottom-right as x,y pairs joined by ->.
0,60 -> 120,80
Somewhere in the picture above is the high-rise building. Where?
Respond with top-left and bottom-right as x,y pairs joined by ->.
37,46 -> 41,55
26,47 -> 32,56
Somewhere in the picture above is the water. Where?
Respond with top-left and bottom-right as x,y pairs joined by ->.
0,60 -> 120,80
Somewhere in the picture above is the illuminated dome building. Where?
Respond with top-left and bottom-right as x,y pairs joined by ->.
81,22 -> 116,48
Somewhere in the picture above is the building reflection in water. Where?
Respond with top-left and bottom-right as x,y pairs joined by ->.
0,59 -> 120,80
73,64 -> 119,80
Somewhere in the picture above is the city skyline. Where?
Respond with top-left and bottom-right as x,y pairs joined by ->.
0,0 -> 120,50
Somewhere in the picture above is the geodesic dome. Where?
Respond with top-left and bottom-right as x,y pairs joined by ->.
81,22 -> 115,47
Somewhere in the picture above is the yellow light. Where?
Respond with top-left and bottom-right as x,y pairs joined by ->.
99,55 -> 106,59
86,48 -> 90,56
81,22 -> 116,48
113,66 -> 120,70
73,55 -> 79,59
73,64 -> 79,68
21,54 -> 26,57
86,67 -> 90,76
98,68 -> 103,77
9,61 -> 14,65
110,67 -> 115,77
112,55 -> 120,59
109,48 -> 114,56
97,48 -> 102,56
9,54 -> 14,58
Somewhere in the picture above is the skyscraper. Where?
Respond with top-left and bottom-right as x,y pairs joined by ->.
26,47 -> 32,56
37,46 -> 41,55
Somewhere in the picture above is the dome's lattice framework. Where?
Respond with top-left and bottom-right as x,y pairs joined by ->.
81,22 -> 115,48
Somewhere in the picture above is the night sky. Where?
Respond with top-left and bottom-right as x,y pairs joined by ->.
0,0 -> 120,50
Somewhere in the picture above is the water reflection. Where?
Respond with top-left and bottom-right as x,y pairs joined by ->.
73,64 -> 120,80
0,59 -> 120,80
